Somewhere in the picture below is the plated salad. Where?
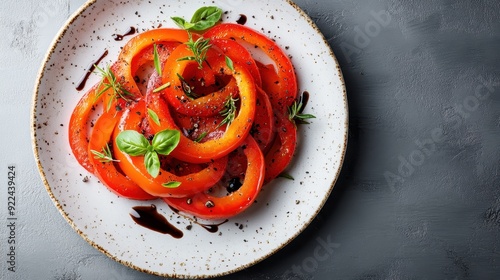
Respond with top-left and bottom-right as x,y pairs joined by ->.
68,6 -> 314,220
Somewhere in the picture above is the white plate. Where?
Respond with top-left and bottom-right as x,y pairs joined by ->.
31,0 -> 348,278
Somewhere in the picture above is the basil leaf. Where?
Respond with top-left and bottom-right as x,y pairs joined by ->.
152,129 -> 181,155
171,17 -> 195,30
147,108 -> 161,126
225,55 -> 234,71
190,6 -> 222,31
144,150 -> 160,178
162,181 -> 182,188
116,130 -> 150,156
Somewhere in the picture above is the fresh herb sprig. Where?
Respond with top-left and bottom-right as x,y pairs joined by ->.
94,65 -> 134,112
171,6 -> 222,32
90,144 -> 119,163
171,6 -> 223,69
288,97 -> 316,124
153,43 -> 162,76
177,33 -> 212,69
177,73 -> 200,99
116,129 -> 181,184
225,56 -> 234,72
194,131 -> 208,143
218,96 -> 238,128
147,108 -> 161,126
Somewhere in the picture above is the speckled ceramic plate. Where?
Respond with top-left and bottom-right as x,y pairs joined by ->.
31,0 -> 347,278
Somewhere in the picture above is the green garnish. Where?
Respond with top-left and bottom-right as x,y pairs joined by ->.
194,131 -> 208,143
177,73 -> 200,99
116,129 -> 180,178
171,6 -> 222,32
94,64 -> 134,112
147,108 -> 161,126
153,82 -> 171,93
172,6 -> 223,69
279,173 -> 295,180
153,43 -> 162,76
225,55 -> 234,72
162,181 -> 182,189
177,33 -> 212,69
288,97 -> 316,124
218,96 -> 238,128
90,144 -> 119,163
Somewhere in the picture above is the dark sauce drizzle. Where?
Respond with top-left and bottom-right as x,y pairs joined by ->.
169,206 -> 228,233
199,219 -> 229,233
236,14 -> 247,25
75,50 -> 108,91
299,91 -> 310,113
130,204 -> 183,239
112,26 -> 137,41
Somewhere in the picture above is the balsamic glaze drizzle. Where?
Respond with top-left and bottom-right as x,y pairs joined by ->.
112,26 -> 137,41
130,204 -> 183,239
75,50 -> 108,91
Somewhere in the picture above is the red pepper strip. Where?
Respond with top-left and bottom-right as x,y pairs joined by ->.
70,61 -> 123,173
164,135 -> 265,220
113,28 -> 190,97
131,42 -> 180,75
264,113 -> 297,184
251,86 -> 276,153
160,45 -> 239,117
148,50 -> 257,163
205,23 -> 298,113
69,83 -> 100,173
88,110 -> 155,200
113,100 -> 228,198
210,38 -> 262,87
69,38 -> 179,173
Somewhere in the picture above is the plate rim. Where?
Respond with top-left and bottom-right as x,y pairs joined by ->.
30,0 -> 349,278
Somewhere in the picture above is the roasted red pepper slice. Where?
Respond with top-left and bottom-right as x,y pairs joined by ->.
251,87 -> 275,153
88,110 -> 155,200
210,38 -> 262,87
159,45 -> 239,117
147,48 -> 257,163
264,113 -> 297,183
69,83 -> 101,173
164,135 -> 264,219
205,23 -> 298,113
113,28 -> 190,97
113,100 -> 228,198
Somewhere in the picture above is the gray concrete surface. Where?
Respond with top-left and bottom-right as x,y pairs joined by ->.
1,0 -> 499,279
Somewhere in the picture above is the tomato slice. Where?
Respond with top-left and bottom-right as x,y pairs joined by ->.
164,135 -> 264,220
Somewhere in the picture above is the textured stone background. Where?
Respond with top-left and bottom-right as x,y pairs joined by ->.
1,0 -> 499,279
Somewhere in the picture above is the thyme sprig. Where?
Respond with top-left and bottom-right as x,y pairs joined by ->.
288,97 -> 316,124
94,64 -> 134,111
177,32 -> 212,69
218,96 -> 238,129
90,144 -> 119,163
